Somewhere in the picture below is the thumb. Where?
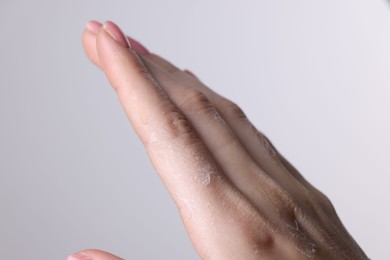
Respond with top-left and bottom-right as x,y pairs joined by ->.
67,249 -> 123,260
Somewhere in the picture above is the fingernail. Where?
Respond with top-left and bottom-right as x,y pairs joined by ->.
103,21 -> 131,48
67,252 -> 93,260
127,36 -> 149,55
85,20 -> 102,34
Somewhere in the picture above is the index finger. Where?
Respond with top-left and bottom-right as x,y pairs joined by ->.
95,21 -> 260,256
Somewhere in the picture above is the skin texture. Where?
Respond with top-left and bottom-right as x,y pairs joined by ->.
69,20 -> 369,260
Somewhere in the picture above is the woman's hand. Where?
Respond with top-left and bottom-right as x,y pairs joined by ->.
69,21 -> 368,260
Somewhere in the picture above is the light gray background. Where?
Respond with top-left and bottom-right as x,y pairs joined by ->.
1,0 -> 389,259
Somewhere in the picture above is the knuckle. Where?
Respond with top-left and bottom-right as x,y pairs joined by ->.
257,131 -> 279,160
158,107 -> 198,145
315,190 -> 336,212
220,98 -> 247,120
178,90 -> 214,115
265,181 -> 297,216
226,193 -> 275,250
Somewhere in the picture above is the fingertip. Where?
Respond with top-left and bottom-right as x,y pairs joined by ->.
101,20 -> 131,48
86,20 -> 102,34
82,28 -> 101,67
95,23 -> 151,93
67,251 -> 92,260
67,249 -> 123,260
83,19 -> 150,68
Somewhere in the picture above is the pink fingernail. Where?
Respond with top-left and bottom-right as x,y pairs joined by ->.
103,21 -> 130,48
67,252 -> 93,260
127,36 -> 149,55
85,20 -> 102,34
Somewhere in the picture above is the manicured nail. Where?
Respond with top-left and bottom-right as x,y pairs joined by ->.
127,36 -> 149,55
67,252 -> 93,260
103,21 -> 130,48
86,20 -> 102,34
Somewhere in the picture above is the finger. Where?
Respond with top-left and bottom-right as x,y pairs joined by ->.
177,77 -> 346,246
164,70 -> 315,193
82,26 -> 317,192
83,23 -> 321,205
84,23 -> 313,215
132,52 -> 337,252
94,21 -> 268,258
83,21 -> 180,73
82,21 -> 101,67
208,96 -> 332,203
93,30 -> 321,255
96,20 -> 218,198
84,21 -> 330,256
131,52 -> 314,207
146,53 -> 181,73
83,21 -> 194,78
132,55 -> 305,224
67,249 -> 123,260
136,50 -> 326,258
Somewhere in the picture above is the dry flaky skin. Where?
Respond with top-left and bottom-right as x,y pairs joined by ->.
75,21 -> 369,260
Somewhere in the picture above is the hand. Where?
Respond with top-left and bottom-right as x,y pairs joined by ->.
69,20 -> 368,260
